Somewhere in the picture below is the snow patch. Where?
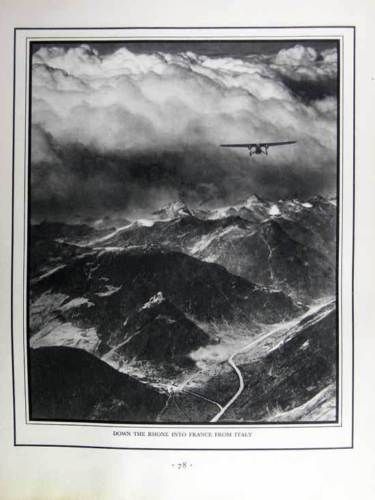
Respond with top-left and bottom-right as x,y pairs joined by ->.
96,285 -> 123,297
96,246 -> 126,254
31,291 -> 69,311
269,204 -> 281,216
206,206 -> 233,220
88,223 -> 133,245
301,202 -> 313,208
154,200 -> 192,219
189,226 -> 235,254
60,297 -> 94,310
245,194 -> 261,208
31,321 -> 99,352
137,218 -> 156,227
300,339 -> 310,351
141,291 -> 165,310
32,264 -> 67,283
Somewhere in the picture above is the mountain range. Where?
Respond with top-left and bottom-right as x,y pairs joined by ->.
28,193 -> 337,423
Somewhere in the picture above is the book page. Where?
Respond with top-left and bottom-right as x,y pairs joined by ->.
0,1 -> 374,499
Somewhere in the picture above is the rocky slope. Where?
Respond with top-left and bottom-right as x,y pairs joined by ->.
107,292 -> 210,364
90,195 -> 336,300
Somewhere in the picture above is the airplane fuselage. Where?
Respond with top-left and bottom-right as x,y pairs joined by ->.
249,144 -> 268,156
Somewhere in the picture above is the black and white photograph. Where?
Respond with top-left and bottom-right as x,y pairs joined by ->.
27,38 -> 340,425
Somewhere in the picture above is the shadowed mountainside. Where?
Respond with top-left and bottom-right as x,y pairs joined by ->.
29,346 -> 167,422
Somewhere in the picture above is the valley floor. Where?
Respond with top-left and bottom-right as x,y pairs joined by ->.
156,298 -> 337,423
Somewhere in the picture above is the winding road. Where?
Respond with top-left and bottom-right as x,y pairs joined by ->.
210,298 -> 335,423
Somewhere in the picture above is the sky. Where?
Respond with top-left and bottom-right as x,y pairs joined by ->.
30,40 -> 338,221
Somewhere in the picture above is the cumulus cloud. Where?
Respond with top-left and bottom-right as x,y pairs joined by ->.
30,42 -> 338,220
272,44 -> 337,79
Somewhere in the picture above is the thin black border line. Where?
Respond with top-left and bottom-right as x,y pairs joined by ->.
14,31 -> 354,449
339,36 -> 343,425
335,36 -> 344,425
10,26 -> 355,450
24,37 -> 32,425
352,26 -> 356,448
25,419 -> 338,426
21,33 -> 346,433
16,29 -> 352,446
25,420 -> 343,428
19,30 -> 350,443
11,28 -> 17,447
23,35 -> 343,429
14,26 -> 356,30
23,36 -> 30,425
13,444 -> 354,451
27,36 -> 344,41
13,444 -> 355,451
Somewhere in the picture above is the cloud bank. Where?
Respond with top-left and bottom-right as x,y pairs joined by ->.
31,43 -> 338,220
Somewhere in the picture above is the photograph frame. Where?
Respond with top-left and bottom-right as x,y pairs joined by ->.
11,25 -> 355,450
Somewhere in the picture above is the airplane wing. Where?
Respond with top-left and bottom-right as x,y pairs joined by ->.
220,141 -> 296,148
220,144 -> 255,147
261,141 -> 297,147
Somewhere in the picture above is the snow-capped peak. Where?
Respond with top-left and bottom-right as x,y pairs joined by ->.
245,194 -> 262,208
153,200 -> 193,220
141,291 -> 166,310
269,204 -> 281,216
